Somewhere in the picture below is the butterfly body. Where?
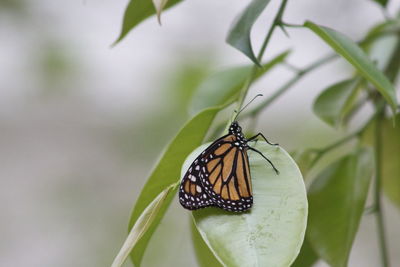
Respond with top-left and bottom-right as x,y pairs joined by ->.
179,121 -> 278,212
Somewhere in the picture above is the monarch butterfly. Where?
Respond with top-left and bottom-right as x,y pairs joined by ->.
179,96 -> 279,212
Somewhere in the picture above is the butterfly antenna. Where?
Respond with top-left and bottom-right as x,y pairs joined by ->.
234,94 -> 263,121
230,110 -> 238,125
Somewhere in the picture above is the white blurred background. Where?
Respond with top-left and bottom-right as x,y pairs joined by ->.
0,0 -> 399,266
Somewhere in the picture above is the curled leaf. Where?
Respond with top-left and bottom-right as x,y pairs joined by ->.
111,184 -> 177,267
152,0 -> 169,24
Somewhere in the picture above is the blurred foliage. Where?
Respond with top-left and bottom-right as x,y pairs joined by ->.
0,0 -> 26,14
115,57 -> 211,161
307,148 -> 374,267
190,51 -> 289,114
37,41 -> 79,96
313,78 -> 362,128
362,116 -> 400,209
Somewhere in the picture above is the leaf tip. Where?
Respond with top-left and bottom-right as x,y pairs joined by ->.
157,15 -> 162,26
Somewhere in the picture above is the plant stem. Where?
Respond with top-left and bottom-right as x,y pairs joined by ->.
374,105 -> 390,267
247,53 -> 337,116
308,130 -> 358,168
258,0 -> 289,63
371,32 -> 400,267
234,0 -> 290,118
308,105 -> 382,167
370,32 -> 400,267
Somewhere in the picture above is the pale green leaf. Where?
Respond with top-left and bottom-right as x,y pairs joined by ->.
188,142 -> 308,267
226,0 -> 271,65
305,21 -> 398,113
307,147 -> 374,267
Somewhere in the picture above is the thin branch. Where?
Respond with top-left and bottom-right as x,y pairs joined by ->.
308,104 -> 382,167
247,53 -> 337,116
233,0 -> 290,122
374,105 -> 390,267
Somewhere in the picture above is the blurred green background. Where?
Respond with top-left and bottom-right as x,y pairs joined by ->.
0,0 -> 399,266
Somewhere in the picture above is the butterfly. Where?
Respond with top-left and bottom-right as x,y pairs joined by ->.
179,104 -> 279,212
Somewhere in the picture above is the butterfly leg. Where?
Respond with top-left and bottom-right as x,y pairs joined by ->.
248,147 -> 279,175
248,133 -> 279,146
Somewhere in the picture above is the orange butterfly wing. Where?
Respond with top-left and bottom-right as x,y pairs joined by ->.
200,135 -> 253,212
179,134 -> 253,212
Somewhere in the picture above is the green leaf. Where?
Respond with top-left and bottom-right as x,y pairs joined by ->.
112,184 -> 177,267
313,78 -> 361,127
226,0 -> 271,65
128,105 -> 227,266
190,51 -> 289,114
305,21 -> 398,113
114,0 -> 182,44
291,237 -> 319,267
360,19 -> 400,49
372,0 -> 388,7
307,147 -> 374,267
189,142 -> 308,267
191,220 -> 223,267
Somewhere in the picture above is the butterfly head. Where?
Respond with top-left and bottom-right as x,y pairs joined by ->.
229,121 -> 243,136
